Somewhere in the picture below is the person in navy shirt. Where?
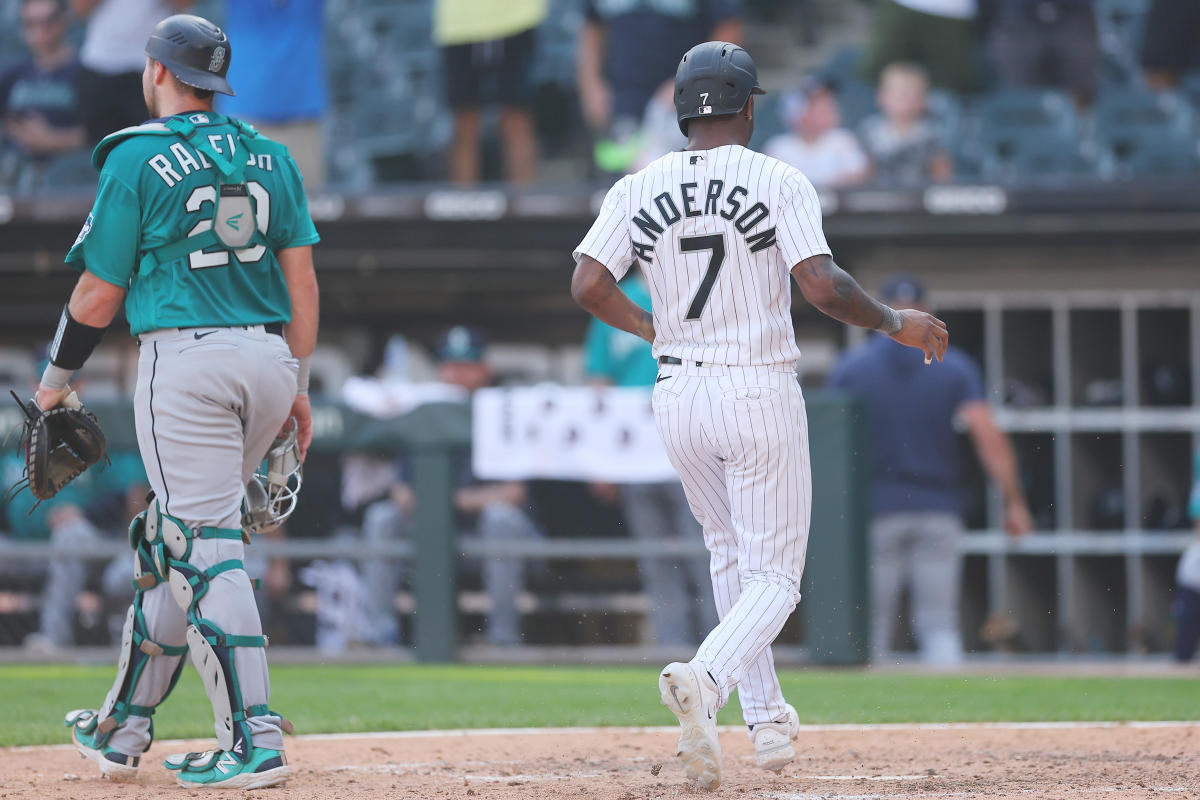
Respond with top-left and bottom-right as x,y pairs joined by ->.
829,275 -> 1033,664
576,0 -> 741,171
0,0 -> 86,169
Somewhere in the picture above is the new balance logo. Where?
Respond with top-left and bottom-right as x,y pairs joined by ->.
215,752 -> 238,774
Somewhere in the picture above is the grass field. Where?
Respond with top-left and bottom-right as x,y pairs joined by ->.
3,663 -> 1197,747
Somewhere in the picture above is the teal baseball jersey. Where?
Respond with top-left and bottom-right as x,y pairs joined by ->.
65,111 -> 320,335
583,275 -> 659,387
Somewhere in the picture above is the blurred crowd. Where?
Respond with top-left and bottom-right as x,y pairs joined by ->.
2,0 -> 1200,192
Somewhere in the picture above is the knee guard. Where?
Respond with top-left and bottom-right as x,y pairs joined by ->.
91,510 -> 188,750
151,502 -> 289,762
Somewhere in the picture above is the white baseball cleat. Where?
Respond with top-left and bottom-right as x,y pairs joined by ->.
750,703 -> 800,772
659,661 -> 722,790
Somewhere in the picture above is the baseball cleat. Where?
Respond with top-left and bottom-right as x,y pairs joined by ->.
64,709 -> 140,781
750,703 -> 800,772
164,745 -> 291,789
659,661 -> 722,790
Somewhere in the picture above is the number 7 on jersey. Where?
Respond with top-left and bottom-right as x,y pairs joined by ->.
682,234 -> 727,320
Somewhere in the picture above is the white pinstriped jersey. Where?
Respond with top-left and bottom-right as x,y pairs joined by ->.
574,144 -> 831,367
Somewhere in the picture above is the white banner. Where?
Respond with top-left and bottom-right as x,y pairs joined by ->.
472,386 -> 678,483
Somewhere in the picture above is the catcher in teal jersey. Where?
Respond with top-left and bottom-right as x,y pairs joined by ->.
44,14 -> 319,790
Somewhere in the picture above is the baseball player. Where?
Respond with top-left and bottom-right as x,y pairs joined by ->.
571,42 -> 947,789
44,15 -> 318,789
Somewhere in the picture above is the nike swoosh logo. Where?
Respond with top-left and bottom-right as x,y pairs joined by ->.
669,685 -> 685,713
656,375 -> 670,383
193,331 -> 217,340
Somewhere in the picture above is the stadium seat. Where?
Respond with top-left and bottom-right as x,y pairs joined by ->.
1092,87 -> 1195,139
1087,88 -> 1198,177
819,45 -> 862,83
962,90 -> 1080,180
831,78 -> 879,129
747,93 -> 787,152
925,89 -> 962,142
971,89 -> 1079,141
980,134 -> 1085,183
1095,130 -> 1199,178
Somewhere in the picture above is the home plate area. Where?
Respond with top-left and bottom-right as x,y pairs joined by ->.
4,723 -> 1197,799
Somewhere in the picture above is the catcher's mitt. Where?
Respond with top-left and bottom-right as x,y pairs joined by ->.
8,390 -> 108,503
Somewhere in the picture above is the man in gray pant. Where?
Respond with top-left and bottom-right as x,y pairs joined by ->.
829,276 -> 1032,664
583,275 -> 716,646
360,326 -> 543,646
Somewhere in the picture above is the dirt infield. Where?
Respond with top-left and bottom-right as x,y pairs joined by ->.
3,723 -> 1197,799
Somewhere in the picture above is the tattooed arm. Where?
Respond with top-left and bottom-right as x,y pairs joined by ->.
791,254 -> 949,363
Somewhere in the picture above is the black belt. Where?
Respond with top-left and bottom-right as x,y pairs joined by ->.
659,356 -> 717,367
180,322 -> 284,337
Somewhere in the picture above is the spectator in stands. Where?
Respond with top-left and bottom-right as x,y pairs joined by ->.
72,0 -> 193,144
859,0 -> 977,94
0,0 -> 87,188
987,0 -> 1100,107
435,0 -> 546,183
858,62 -> 953,186
1140,0 -> 1200,90
578,0 -> 741,174
0,409 -> 148,651
763,77 -> 869,189
583,274 -> 717,646
220,0 -> 328,191
626,81 -> 686,173
829,275 -> 1033,665
1173,449 -> 1200,662
360,327 -> 543,646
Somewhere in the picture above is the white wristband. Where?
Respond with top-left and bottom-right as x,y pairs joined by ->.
296,356 -> 311,395
40,364 -> 73,391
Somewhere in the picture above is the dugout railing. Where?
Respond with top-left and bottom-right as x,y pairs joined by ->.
0,395 -> 870,665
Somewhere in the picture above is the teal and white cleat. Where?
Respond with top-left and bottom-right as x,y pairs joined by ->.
164,746 -> 291,789
64,709 -> 140,781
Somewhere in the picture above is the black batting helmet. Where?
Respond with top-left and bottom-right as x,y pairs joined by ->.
145,14 -> 235,96
674,41 -> 765,135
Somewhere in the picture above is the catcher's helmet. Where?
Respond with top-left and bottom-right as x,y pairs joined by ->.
145,14 -> 235,96
674,41 -> 765,135
241,418 -> 303,536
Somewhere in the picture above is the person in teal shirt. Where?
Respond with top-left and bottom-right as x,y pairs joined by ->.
1174,449 -> 1200,661
584,274 -> 717,646
0,445 -> 147,649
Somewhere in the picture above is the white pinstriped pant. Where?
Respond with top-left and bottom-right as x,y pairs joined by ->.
651,361 -> 811,727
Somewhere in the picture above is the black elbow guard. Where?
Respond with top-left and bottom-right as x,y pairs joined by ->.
49,305 -> 106,370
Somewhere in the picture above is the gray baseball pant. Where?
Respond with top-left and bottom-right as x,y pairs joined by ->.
360,497 -> 542,646
103,326 -> 297,756
620,482 -> 717,646
870,510 -> 964,664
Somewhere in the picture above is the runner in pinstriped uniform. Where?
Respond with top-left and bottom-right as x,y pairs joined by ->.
571,41 -> 948,790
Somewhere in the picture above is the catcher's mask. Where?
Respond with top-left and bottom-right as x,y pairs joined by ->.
241,418 -> 302,535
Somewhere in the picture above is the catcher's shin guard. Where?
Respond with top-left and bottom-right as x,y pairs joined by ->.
88,510 -> 187,749
152,501 -> 289,762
